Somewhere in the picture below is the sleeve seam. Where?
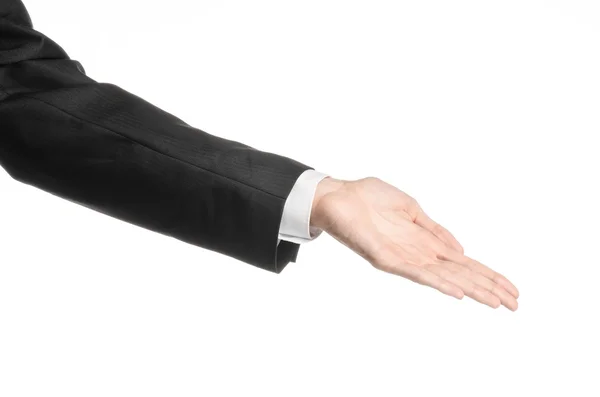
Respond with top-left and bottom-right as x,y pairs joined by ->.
20,95 -> 287,201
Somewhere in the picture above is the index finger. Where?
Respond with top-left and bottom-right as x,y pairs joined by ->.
439,250 -> 520,299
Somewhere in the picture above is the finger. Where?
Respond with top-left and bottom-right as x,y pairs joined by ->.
415,210 -> 464,254
435,260 -> 518,311
381,262 -> 464,300
439,250 -> 519,299
427,262 -> 502,309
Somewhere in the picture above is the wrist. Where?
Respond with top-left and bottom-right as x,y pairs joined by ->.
310,176 -> 345,230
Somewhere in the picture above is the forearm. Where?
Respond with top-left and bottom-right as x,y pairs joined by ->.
0,2 -> 310,271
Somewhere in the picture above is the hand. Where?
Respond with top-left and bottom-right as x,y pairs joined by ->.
310,177 -> 519,310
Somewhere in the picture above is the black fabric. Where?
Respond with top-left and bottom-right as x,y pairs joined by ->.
0,0 -> 311,272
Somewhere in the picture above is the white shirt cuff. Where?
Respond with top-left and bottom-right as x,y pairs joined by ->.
278,170 -> 329,244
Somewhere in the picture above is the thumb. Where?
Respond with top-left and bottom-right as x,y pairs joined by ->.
414,209 -> 464,254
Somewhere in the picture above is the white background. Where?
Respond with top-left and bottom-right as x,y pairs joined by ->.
1,0 -> 599,396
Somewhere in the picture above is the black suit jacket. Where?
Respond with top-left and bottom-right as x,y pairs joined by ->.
0,1 -> 312,272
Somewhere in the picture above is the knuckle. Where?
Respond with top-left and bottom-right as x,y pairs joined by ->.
467,283 -> 479,297
413,272 -> 426,285
436,268 -> 453,280
363,176 -> 381,184
435,244 -> 452,257
432,223 -> 445,236
408,196 -> 419,209
490,284 -> 503,297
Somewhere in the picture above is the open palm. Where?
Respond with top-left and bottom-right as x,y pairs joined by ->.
311,177 -> 519,310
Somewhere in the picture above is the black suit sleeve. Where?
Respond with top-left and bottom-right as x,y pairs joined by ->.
0,1 -> 312,272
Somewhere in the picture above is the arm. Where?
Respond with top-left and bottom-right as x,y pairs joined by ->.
1,1 -> 519,309
0,1 -> 309,272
